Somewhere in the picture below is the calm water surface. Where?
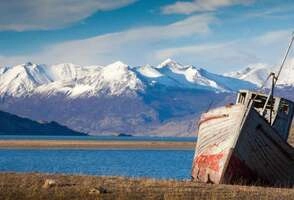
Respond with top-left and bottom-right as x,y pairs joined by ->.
0,149 -> 194,180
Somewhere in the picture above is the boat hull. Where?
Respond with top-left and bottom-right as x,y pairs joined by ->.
231,106 -> 294,185
192,103 -> 294,185
191,104 -> 246,184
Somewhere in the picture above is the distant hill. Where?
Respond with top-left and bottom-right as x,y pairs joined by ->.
0,110 -> 86,136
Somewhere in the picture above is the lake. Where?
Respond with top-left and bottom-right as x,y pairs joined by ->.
0,149 -> 195,180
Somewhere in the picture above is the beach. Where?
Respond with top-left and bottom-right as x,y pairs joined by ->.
0,140 -> 195,150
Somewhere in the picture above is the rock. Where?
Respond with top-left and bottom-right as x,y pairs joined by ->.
89,186 -> 108,195
89,188 -> 100,195
42,179 -> 57,188
117,133 -> 133,137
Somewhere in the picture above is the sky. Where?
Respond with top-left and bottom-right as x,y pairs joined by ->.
0,0 -> 294,73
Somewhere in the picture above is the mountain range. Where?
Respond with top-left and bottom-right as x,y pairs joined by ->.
225,58 -> 294,87
0,58 -> 293,136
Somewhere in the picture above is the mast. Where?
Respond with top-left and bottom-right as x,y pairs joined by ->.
275,32 -> 294,86
261,32 -> 294,122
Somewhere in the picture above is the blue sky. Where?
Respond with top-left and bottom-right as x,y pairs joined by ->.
0,0 -> 294,73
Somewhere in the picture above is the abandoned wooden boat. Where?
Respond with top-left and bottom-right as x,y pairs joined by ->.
191,33 -> 294,186
191,90 -> 294,185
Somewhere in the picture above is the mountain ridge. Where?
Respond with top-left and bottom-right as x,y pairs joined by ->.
0,59 -> 293,136
225,58 -> 294,87
0,59 -> 257,99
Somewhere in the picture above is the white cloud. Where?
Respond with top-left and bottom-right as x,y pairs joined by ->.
254,30 -> 291,45
242,3 -> 294,20
0,55 -> 26,66
155,42 -> 257,70
0,0 -> 136,31
155,30 -> 293,73
162,0 -> 253,15
1,11 -> 292,75
0,14 -> 215,66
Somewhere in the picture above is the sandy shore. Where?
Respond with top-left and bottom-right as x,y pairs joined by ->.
0,172 -> 293,200
0,140 -> 195,150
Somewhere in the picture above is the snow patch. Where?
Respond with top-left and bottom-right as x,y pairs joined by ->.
136,65 -> 163,78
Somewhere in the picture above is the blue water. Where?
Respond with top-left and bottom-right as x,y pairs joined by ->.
0,135 -> 196,142
0,149 -> 194,180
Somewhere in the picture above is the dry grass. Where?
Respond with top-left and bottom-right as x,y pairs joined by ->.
0,173 -> 293,200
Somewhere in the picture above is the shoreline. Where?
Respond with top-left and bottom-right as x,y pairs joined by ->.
0,140 -> 195,150
1,172 -> 294,200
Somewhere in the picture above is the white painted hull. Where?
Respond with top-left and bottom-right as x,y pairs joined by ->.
192,103 -> 294,185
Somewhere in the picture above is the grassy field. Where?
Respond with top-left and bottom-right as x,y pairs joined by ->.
0,173 -> 293,200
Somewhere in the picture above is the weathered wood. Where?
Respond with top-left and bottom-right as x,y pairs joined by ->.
191,104 -> 246,184
192,91 -> 294,186
230,107 -> 294,185
288,127 -> 294,147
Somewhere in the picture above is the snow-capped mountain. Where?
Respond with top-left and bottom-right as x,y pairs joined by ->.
0,59 -> 256,99
276,57 -> 294,86
0,59 -> 256,136
224,63 -> 271,87
225,57 -> 294,88
0,61 -> 144,98
138,59 -> 255,91
0,63 -> 51,97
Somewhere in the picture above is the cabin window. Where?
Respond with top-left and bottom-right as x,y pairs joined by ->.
279,101 -> 289,115
238,93 -> 247,104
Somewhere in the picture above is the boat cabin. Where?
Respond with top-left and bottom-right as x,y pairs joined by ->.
236,90 -> 294,141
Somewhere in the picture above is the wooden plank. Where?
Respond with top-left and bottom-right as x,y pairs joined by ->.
191,104 -> 246,184
231,107 -> 294,185
288,127 -> 294,147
